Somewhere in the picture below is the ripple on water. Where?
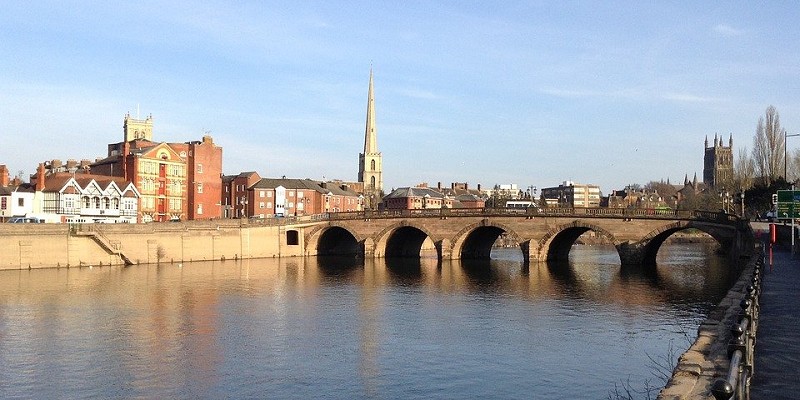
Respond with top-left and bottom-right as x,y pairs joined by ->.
0,243 -> 733,399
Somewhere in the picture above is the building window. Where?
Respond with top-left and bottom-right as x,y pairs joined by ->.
267,192 -> 273,198
371,159 -> 376,171
197,204 -> 203,215
286,230 -> 299,245
197,164 -> 203,174
18,198 -> 24,207
1,197 -> 6,210
197,183 -> 203,194
259,202 -> 265,209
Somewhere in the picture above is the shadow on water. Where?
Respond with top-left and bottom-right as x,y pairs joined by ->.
315,255 -> 364,279
460,258 -> 504,288
384,257 -> 425,284
618,263 -> 661,286
545,258 -> 577,284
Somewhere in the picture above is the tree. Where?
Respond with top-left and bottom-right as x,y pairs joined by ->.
734,147 -> 756,190
788,148 -> 800,184
751,105 -> 784,185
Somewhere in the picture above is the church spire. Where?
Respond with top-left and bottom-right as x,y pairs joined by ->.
363,68 -> 378,154
358,68 -> 383,210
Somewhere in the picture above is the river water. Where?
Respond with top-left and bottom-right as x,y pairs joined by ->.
0,243 -> 737,399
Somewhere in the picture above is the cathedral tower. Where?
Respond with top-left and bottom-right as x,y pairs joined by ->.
358,69 -> 383,209
703,134 -> 733,189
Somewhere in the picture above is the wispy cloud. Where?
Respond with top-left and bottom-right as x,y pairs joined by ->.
662,92 -> 725,103
395,88 -> 439,100
713,24 -> 743,37
538,88 -> 603,99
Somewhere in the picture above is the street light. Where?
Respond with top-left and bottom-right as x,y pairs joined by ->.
784,131 -> 800,182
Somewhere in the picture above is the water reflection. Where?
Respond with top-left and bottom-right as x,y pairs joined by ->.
0,243 -> 736,399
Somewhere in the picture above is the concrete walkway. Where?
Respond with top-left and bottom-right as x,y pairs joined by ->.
750,246 -> 800,399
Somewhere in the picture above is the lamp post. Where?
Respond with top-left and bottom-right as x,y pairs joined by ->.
739,191 -> 745,217
784,131 -> 800,182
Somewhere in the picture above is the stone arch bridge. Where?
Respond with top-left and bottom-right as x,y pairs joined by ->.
297,208 -> 752,265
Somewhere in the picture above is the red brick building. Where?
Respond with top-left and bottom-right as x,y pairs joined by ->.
382,187 -> 454,210
91,113 -> 223,221
222,175 -> 362,218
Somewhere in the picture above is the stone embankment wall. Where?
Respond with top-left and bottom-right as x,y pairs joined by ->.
657,251 -> 758,399
0,220 -> 310,270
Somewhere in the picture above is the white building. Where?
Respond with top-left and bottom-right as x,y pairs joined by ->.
37,172 -> 140,223
0,184 -> 35,221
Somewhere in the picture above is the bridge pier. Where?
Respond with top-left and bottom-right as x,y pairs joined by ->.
520,240 -> 532,265
436,239 -> 452,261
616,242 -> 648,266
363,238 -> 375,258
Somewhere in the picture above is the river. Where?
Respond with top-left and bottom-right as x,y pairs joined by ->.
0,243 -> 737,399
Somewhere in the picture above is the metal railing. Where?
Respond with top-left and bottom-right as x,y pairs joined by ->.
711,252 -> 763,400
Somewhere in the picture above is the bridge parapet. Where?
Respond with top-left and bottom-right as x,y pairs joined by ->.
326,208 -> 739,223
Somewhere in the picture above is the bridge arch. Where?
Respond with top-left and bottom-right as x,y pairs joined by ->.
626,221 -> 733,265
450,220 -> 524,260
373,221 -> 439,258
305,224 -> 364,256
535,220 -> 618,262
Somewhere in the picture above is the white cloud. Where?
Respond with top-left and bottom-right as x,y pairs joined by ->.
395,88 -> 439,100
662,93 -> 725,103
713,24 -> 743,37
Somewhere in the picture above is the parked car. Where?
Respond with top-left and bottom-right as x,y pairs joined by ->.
7,217 -> 44,223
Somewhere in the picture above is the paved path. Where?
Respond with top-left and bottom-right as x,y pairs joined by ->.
750,246 -> 800,399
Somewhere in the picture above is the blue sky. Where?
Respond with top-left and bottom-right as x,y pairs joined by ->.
2,1 -> 799,193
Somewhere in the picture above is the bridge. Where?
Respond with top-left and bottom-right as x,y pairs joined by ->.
300,208 -> 753,265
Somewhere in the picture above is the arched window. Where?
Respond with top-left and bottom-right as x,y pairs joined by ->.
83,196 -> 91,208
371,159 -> 376,171
112,198 -> 120,209
103,198 -> 110,209
93,197 -> 100,208
371,176 -> 376,189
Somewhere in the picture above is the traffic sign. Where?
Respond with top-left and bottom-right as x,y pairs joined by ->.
776,190 -> 800,219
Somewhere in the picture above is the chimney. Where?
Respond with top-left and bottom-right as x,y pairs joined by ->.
0,165 -> 8,187
36,163 -> 46,191
477,183 -> 482,191
437,182 -> 441,190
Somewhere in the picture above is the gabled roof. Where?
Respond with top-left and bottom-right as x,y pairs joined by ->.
253,178 -> 325,192
132,142 -> 183,162
384,187 -> 447,199
42,172 -> 133,194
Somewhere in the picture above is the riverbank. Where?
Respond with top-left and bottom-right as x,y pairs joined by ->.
658,247 -> 757,398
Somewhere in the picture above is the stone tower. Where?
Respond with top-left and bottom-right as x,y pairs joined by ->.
123,112 -> 153,142
358,69 -> 383,209
703,134 -> 733,189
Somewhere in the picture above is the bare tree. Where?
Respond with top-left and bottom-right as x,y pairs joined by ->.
788,148 -> 800,184
751,105 -> 784,185
734,147 -> 756,190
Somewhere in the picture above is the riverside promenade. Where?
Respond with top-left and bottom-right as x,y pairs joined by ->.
750,246 -> 800,399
